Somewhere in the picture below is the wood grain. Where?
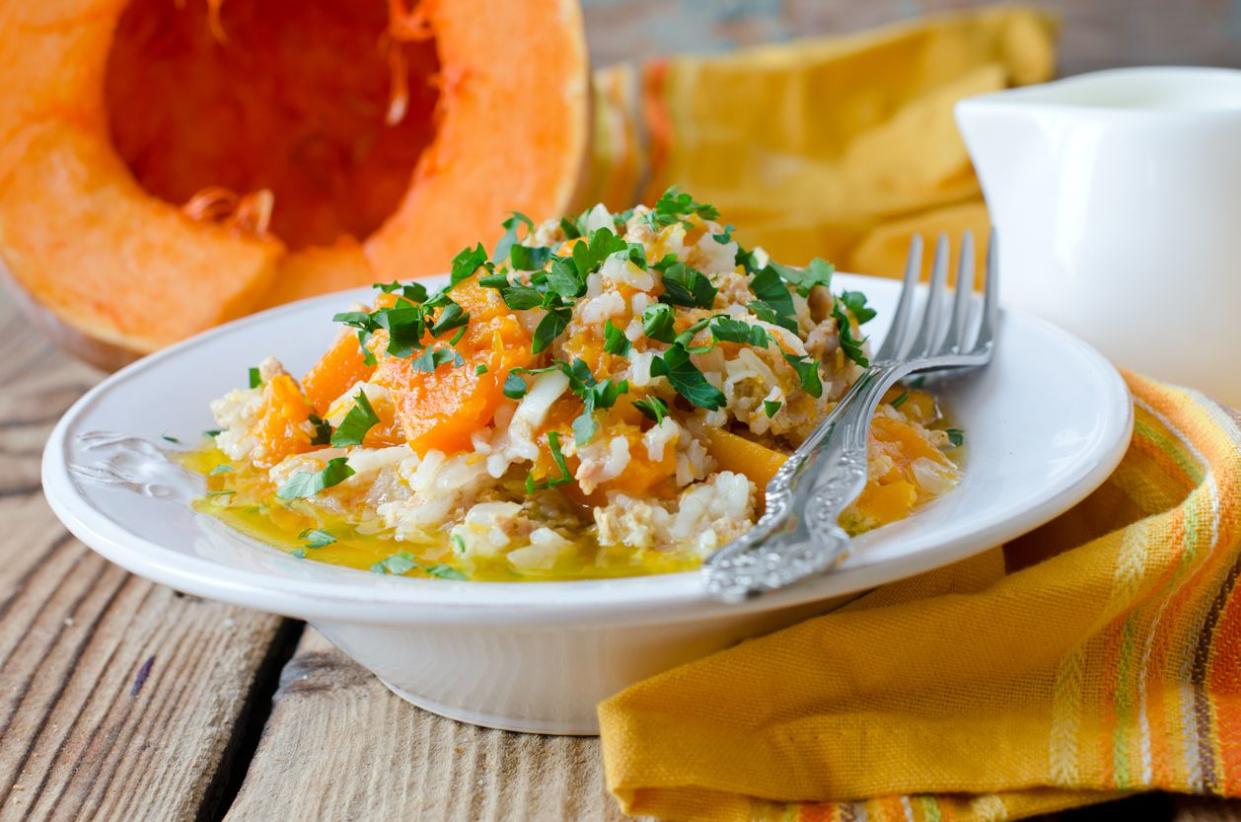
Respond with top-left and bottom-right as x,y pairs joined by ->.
224,629 -> 629,822
0,300 -> 298,822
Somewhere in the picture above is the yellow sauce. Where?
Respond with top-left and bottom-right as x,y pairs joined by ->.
181,446 -> 700,581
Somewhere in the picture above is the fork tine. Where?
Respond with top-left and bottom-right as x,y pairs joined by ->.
906,233 -> 950,359
874,234 -> 923,361
939,230 -> 975,354
972,229 -> 999,352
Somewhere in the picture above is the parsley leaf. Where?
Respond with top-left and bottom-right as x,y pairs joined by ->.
248,367 -> 262,389
749,266 -> 796,322
748,300 -> 799,333
651,344 -> 726,409
559,217 -> 581,239
571,227 -> 628,279
784,354 -> 824,398
709,316 -> 768,347
633,396 -> 668,424
475,363 -> 488,376
450,244 -> 489,286
947,428 -> 965,447
832,300 -> 870,367
503,372 -> 528,399
533,307 -> 571,354
642,303 -> 677,343
374,280 -> 429,302
330,391 -> 380,447
764,399 -> 782,417
891,391 -> 909,409
426,564 -> 466,580
657,260 -> 717,308
527,430 -> 575,491
713,224 -> 734,244
371,550 -> 417,575
603,320 -> 631,356
774,257 -> 834,297
410,345 -> 462,373
510,243 -> 552,271
276,457 -> 355,500
838,289 -> 877,324
546,256 -> 585,299
307,414 -> 333,445
162,434 -> 180,444
299,528 -> 336,549
648,186 -> 719,228
429,300 -> 468,337
493,211 -> 533,264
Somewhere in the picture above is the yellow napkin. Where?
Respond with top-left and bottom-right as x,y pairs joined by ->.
583,6 -> 1057,278
599,373 -> 1241,820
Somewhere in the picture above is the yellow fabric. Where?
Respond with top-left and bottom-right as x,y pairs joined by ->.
598,374 -> 1241,820
584,7 -> 1057,278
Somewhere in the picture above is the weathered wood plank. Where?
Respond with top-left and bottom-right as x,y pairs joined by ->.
0,300 -> 297,822
224,629 -> 629,822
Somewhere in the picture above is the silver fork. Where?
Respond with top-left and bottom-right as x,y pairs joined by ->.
703,231 -> 999,602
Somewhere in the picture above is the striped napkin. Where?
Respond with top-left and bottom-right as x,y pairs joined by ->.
598,373 -> 1241,820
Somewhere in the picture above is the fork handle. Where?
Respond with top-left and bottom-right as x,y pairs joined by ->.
702,363 -> 909,601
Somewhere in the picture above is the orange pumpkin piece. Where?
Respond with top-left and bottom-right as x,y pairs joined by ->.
251,374 -> 314,468
302,330 -> 376,415
703,427 -> 788,492
372,303 -> 534,456
0,0 -> 588,368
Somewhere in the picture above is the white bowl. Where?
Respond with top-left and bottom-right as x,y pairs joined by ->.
42,274 -> 1133,734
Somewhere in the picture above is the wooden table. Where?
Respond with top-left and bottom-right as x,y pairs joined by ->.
3,5 -> 1241,819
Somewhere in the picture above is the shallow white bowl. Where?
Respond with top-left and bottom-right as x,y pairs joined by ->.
42,274 -> 1132,734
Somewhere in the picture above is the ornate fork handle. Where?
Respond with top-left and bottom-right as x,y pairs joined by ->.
703,364 -> 910,602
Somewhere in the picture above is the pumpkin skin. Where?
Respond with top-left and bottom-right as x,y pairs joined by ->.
0,0 -> 589,369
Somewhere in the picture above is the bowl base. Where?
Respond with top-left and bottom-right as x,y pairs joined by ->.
378,678 -> 600,736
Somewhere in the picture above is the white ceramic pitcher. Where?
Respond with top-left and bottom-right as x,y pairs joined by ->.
956,67 -> 1241,406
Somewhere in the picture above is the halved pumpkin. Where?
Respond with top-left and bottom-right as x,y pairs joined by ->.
0,0 -> 589,369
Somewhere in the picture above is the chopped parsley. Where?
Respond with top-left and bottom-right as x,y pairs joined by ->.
532,307 -> 571,354
713,224 -> 734,244
410,345 -> 463,373
656,260 -> 717,309
891,391 -> 909,409
833,299 -> 870,368
330,391 -> 380,447
248,367 -> 262,389
947,428 -> 965,447
647,186 -> 719,229
493,211 -> 533,264
784,354 -> 824,398
371,550 -> 417,576
642,304 -> 677,343
204,429 -> 222,439
709,316 -> 768,347
299,528 -> 337,549
307,414 -> 333,445
837,290 -> 877,324
503,372 -> 529,399
276,457 -> 355,501
526,430 -> 574,491
764,399 -> 782,418
475,363 -> 488,376
510,243 -> 552,271
773,257 -> 834,297
633,396 -> 668,425
651,344 -> 725,410
426,564 -> 466,580
603,320 -> 631,356
161,434 -> 180,444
